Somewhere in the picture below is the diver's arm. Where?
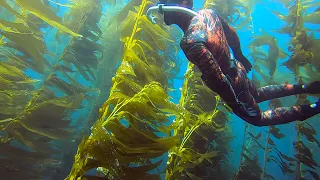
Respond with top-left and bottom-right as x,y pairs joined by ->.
219,17 -> 252,72
180,39 -> 239,105
181,40 -> 257,115
219,17 -> 242,56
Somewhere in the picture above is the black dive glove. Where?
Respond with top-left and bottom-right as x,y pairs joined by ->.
201,74 -> 258,117
234,96 -> 258,117
236,54 -> 252,73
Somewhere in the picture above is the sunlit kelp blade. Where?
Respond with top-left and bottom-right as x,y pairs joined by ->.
0,0 -> 319,179
0,30 -> 47,70
0,50 -> 46,74
15,0 -> 82,37
58,1 -> 103,81
0,62 -> 32,82
66,0 -> 181,179
0,0 -> 103,179
166,59 -> 233,179
204,0 -> 258,30
249,30 -> 289,81
0,62 -> 39,90
0,60 -> 37,118
2,93 -> 84,156
252,0 -> 320,179
12,93 -> 84,139
0,19 -> 36,34
67,82 -> 180,179
44,74 -> 99,98
0,0 -> 23,18
304,11 -> 320,24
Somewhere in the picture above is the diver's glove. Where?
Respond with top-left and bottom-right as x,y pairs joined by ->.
201,74 -> 238,103
235,99 -> 258,117
316,98 -> 320,107
201,74 -> 257,117
225,87 -> 258,118
304,81 -> 320,94
233,53 -> 252,73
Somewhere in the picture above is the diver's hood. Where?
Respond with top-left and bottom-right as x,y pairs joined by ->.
146,4 -> 198,24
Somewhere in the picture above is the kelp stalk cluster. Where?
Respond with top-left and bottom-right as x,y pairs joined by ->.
66,0 -> 184,179
0,0 -> 104,178
166,61 -> 232,179
264,0 -> 320,179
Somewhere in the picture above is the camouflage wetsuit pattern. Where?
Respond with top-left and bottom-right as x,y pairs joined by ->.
180,9 -> 320,126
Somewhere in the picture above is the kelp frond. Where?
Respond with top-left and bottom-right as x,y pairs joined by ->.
166,61 -> 233,179
0,0 -> 103,178
67,0 -> 182,179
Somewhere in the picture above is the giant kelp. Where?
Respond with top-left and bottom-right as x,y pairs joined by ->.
204,0 -> 261,31
166,64 -> 226,179
249,30 -> 288,85
48,0 -> 107,177
1,0 -> 319,179
66,0 -> 183,179
201,1 -> 265,179
0,0 -> 103,178
163,1 -> 243,178
234,123 -> 263,180
80,1 -> 125,134
262,0 -> 320,179
271,0 -> 320,77
259,101 -> 295,179
204,1 -> 265,179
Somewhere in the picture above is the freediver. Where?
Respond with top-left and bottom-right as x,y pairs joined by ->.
146,0 -> 320,126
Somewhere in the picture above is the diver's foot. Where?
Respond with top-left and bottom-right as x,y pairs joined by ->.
310,98 -> 320,109
304,81 -> 320,94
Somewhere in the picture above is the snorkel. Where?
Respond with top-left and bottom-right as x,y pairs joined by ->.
146,4 -> 198,24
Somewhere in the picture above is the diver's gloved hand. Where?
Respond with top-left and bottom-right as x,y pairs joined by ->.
304,81 -> 320,94
237,54 -> 252,73
236,101 -> 258,117
314,98 -> 320,108
201,74 -> 239,104
230,89 -> 258,117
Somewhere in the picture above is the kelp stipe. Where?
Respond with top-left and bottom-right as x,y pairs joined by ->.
66,0 -> 182,179
234,1 -> 296,178
202,1 -> 264,179
243,1 -> 294,179
249,31 -> 289,85
228,5 -> 263,179
271,0 -> 320,179
204,0 -> 257,30
165,61 -> 233,179
272,0 -> 320,78
0,0 -> 102,178
234,124 -> 263,180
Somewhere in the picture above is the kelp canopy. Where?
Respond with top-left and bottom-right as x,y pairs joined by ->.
0,0 -> 107,179
0,0 -> 320,180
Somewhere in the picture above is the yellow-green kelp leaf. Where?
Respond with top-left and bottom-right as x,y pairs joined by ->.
12,93 -> 85,139
15,0 -> 82,37
0,19 -> 33,34
0,0 -> 24,19
304,11 -> 320,24
0,31 -> 46,70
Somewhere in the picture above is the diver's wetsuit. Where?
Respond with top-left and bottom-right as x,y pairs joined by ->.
180,9 -> 320,126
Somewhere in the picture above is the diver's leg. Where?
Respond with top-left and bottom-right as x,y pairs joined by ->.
228,63 -> 320,126
248,81 -> 320,103
234,90 -> 320,126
